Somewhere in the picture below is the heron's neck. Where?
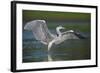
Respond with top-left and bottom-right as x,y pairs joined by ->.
56,27 -> 62,36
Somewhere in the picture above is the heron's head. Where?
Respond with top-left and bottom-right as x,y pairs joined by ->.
57,26 -> 65,30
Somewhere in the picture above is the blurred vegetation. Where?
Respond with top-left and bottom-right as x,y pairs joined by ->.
23,10 -> 91,32
23,10 -> 90,22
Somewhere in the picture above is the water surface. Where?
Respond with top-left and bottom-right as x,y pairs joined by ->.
23,29 -> 90,63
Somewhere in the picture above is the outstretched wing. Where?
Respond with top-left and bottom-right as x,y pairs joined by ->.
24,20 -> 55,45
62,30 -> 86,39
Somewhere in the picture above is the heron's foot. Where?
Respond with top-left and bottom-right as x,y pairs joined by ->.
47,50 -> 53,61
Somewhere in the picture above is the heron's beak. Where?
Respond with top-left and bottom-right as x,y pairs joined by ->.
62,27 -> 65,29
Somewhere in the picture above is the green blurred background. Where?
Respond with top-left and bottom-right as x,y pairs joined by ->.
23,10 -> 91,32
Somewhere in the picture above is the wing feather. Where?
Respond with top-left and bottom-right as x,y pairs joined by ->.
24,20 -> 54,45
62,30 -> 86,39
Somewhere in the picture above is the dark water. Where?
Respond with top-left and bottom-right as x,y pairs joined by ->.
22,30 -> 90,63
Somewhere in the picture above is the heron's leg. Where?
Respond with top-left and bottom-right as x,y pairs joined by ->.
47,42 -> 53,61
48,41 -> 54,51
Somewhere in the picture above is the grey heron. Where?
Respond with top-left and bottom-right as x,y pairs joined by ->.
24,20 -> 86,61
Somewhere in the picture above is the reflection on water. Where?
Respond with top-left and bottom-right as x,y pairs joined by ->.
23,30 -> 90,63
